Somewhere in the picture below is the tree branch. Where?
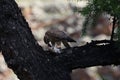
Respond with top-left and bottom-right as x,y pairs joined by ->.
55,41 -> 120,70
111,16 -> 117,41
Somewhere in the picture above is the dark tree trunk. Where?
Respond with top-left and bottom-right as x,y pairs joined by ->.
0,0 -> 71,80
0,0 -> 120,80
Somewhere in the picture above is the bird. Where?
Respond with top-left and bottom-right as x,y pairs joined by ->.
44,29 -> 76,53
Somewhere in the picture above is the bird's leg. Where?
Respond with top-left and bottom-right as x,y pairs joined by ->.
51,41 -> 55,50
56,42 -> 61,49
62,41 -> 70,48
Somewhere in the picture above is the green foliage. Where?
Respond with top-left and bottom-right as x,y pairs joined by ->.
80,0 -> 120,40
81,0 -> 120,18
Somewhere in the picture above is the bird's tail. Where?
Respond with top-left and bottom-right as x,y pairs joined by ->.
66,37 -> 76,42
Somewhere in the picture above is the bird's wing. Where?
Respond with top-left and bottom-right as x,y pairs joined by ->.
47,30 -> 67,40
46,30 -> 76,42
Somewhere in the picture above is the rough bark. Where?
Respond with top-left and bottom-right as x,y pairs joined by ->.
0,0 -> 120,80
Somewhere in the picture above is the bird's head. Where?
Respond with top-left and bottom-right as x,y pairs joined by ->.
44,35 -> 49,45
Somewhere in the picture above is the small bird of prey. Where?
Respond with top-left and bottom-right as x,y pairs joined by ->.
44,29 -> 76,53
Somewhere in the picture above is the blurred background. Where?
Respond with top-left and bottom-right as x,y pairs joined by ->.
0,0 -> 120,80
